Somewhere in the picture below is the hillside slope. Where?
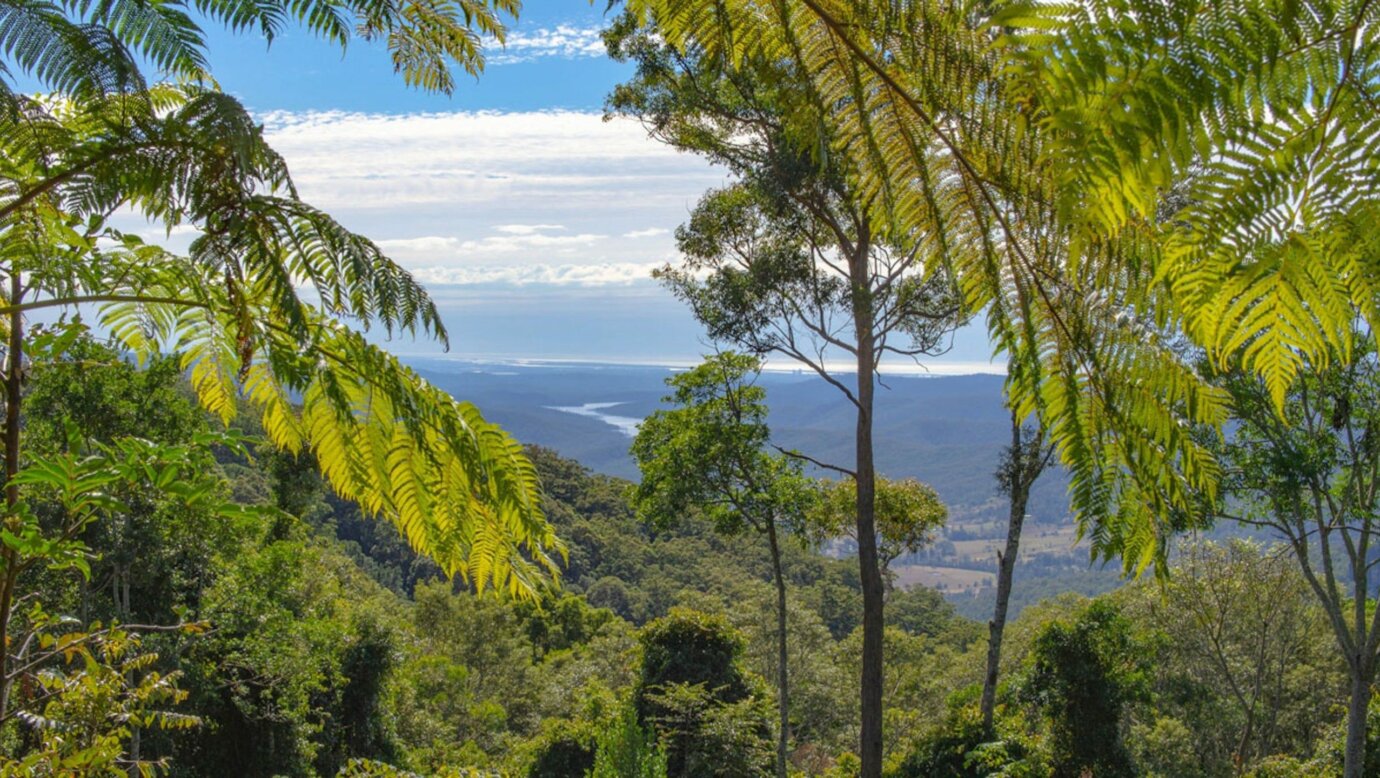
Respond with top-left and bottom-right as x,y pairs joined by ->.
409,360 -> 1069,522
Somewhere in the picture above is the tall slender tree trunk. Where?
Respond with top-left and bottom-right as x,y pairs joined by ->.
766,518 -> 790,778
853,296 -> 883,778
0,272 -> 23,720
1344,661 -> 1373,778
981,410 -> 1029,732
1237,710 -> 1257,775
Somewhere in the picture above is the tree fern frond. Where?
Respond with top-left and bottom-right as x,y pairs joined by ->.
634,0 -> 1380,571
96,291 -> 561,597
2,0 -> 522,100
3,83 -> 557,598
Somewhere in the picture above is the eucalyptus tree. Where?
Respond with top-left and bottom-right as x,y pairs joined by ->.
982,405 -> 1054,732
607,21 -> 964,773
630,352 -> 815,778
665,183 -> 960,772
663,181 -> 960,775
1208,337 -> 1380,775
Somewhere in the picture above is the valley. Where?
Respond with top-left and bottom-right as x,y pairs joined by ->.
408,357 -> 1119,617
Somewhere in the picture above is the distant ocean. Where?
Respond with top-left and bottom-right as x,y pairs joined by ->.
396,354 -> 1006,376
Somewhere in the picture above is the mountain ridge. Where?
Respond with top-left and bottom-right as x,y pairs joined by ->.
406,358 -> 1071,526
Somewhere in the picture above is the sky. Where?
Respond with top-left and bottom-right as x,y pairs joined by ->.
167,0 -> 1000,373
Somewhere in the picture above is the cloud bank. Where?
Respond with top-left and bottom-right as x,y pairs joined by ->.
411,261 -> 663,287
260,109 -> 719,211
257,109 -> 722,286
377,231 -> 607,257
623,227 -> 670,239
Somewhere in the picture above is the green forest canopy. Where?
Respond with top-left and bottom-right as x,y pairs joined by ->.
0,0 -> 1378,775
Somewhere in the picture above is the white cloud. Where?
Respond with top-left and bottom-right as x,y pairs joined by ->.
377,231 -> 607,260
493,224 -> 565,235
623,227 -> 670,239
133,223 -> 202,242
412,262 -> 661,287
259,110 -> 723,215
251,109 -> 720,287
372,236 -> 459,254
487,25 -> 607,65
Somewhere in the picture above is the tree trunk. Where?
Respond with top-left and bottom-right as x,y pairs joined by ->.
767,518 -> 790,778
5,275 -> 19,511
130,724 -> 141,766
0,272 -> 22,720
1344,663 -> 1372,778
981,412 -> 1029,732
855,331 -> 883,777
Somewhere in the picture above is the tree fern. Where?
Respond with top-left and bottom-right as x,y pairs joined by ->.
87,243 -> 562,596
1,85 -> 561,597
631,0 -> 1379,573
0,0 -> 520,111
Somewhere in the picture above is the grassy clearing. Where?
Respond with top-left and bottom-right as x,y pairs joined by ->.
892,564 -> 996,592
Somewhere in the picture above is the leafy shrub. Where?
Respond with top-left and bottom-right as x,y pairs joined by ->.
590,705 -> 667,778
888,705 -> 1046,778
635,609 -> 772,777
525,720 -> 597,778
1019,601 -> 1149,778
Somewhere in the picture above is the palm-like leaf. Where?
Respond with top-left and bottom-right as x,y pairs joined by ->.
5,89 -> 443,345
1,86 -> 560,596
628,0 -> 1216,568
0,0 -> 519,110
101,285 -> 561,593
632,0 -> 1379,569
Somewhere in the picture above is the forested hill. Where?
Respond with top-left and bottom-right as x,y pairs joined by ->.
20,340 -> 990,773
407,360 -> 1071,527
25,339 -> 988,774
282,441 -> 995,774
8,340 -> 1366,778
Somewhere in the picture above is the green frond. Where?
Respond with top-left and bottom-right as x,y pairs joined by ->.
634,0 -> 1380,571
69,0 -> 211,81
0,0 -> 146,102
96,290 -> 561,598
3,82 -> 558,599
1,0 -> 522,103
178,307 -> 241,425
3,88 -> 445,348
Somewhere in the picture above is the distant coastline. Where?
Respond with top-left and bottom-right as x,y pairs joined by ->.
397,354 -> 1006,376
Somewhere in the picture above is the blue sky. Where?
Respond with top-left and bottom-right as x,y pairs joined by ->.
178,0 -> 1000,372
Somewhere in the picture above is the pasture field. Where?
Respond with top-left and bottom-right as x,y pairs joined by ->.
892,564 -> 996,591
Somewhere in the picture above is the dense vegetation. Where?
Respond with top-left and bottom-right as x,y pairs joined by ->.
0,339 -> 1364,776
3,0 -> 1380,774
